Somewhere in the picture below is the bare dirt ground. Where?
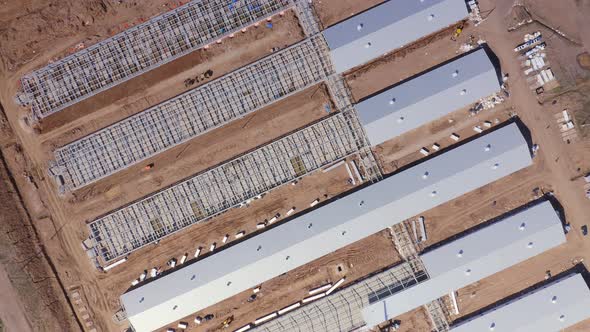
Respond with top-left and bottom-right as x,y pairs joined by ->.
0,2 -> 308,332
65,83 -> 333,222
345,22 -> 472,102
0,0 -> 590,332
406,0 -> 590,328
36,10 -> 304,133
0,0 -> 175,74
0,265 -> 33,332
174,230 -> 400,332
0,120 -> 78,331
374,103 -> 513,175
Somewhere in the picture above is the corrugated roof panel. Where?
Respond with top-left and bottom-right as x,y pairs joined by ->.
121,123 -> 532,332
323,0 -> 469,73
323,0 -> 448,49
422,201 -> 561,277
362,201 -> 566,326
451,273 -> 590,332
356,48 -> 501,146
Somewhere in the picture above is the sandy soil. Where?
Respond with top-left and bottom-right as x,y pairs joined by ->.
0,0 -> 175,74
374,102 -> 513,175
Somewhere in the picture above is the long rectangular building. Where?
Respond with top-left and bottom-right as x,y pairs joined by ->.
21,0 -> 292,119
322,0 -> 469,73
450,272 -> 590,332
252,200 -> 567,332
356,48 -> 501,146
362,200 -> 567,327
252,262 -> 427,332
50,36 -> 333,190
121,122 -> 532,332
89,112 -> 365,262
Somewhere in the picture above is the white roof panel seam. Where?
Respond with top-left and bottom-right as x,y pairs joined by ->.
122,123 -> 531,332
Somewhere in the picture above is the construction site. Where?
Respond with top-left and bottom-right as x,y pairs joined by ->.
0,0 -> 590,332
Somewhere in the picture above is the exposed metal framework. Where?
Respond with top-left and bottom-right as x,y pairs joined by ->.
293,0 -> 321,36
20,0 -> 292,119
51,36 -> 334,190
390,222 -> 451,331
425,298 -> 451,332
389,222 -> 419,261
252,262 -> 428,332
250,222 -> 435,332
90,111 -> 367,262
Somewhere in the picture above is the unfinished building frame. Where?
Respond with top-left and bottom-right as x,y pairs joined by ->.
51,36 -> 334,191
390,222 -> 451,331
20,0 -> 293,119
252,262 -> 429,332
89,111 -> 368,262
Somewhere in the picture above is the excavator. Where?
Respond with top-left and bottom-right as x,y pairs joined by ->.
450,23 -> 464,41
217,316 -> 234,329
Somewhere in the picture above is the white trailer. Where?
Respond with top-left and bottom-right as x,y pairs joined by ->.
308,283 -> 332,295
194,246 -> 202,258
254,312 -> 278,325
326,277 -> 346,295
102,257 -> 128,271
277,302 -> 301,315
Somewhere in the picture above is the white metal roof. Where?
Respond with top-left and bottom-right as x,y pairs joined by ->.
322,0 -> 469,73
362,200 -> 566,327
121,123 -> 532,332
356,48 -> 501,146
451,273 -> 590,332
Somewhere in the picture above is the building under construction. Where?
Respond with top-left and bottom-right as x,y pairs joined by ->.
89,111 -> 368,262
84,0 -> 475,265
120,123 -> 533,332
50,36 -> 334,191
19,0 -> 293,119
15,1 -> 588,332
251,200 -> 580,332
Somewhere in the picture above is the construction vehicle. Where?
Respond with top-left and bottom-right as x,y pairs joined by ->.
451,23 -> 464,41
218,316 -> 234,329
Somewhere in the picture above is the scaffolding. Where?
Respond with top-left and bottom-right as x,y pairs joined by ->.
390,222 -> 451,332
89,112 -> 365,262
51,36 -> 334,191
424,298 -> 451,332
20,0 -> 292,119
252,262 -> 428,332
389,222 -> 419,261
293,0 -> 322,36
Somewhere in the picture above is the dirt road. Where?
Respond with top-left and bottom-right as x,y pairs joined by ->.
0,0 -> 589,331
0,265 -> 33,332
434,0 -> 590,325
